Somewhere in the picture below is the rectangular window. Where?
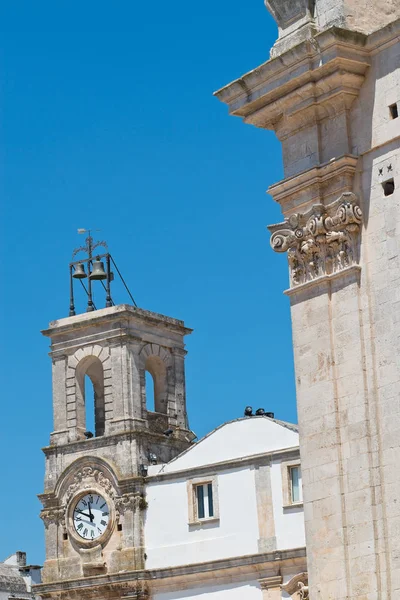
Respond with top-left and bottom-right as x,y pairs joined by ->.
195,482 -> 214,519
290,466 -> 302,503
389,103 -> 398,119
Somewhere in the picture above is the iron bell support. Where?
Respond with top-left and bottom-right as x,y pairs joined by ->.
69,265 -> 76,317
86,234 -> 95,312
69,230 -> 137,314
106,254 -> 112,308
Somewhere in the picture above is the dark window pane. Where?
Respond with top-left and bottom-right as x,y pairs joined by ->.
207,483 -> 214,517
196,485 -> 205,519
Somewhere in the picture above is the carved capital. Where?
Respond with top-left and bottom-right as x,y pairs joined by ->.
259,575 -> 283,590
115,492 -> 142,515
269,192 -> 362,288
40,508 -> 65,529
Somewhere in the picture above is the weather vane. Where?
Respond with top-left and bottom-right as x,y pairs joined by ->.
68,229 -> 137,316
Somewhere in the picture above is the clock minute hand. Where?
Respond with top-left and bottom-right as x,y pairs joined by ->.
88,502 -> 94,522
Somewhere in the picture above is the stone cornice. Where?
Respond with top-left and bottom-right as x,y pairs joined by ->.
42,305 -> 192,340
268,154 -> 358,211
147,446 -> 300,483
366,17 -> 400,54
214,27 -> 369,135
43,425 -> 193,458
34,547 -> 307,597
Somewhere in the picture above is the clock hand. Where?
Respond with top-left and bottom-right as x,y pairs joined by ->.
75,509 -> 91,519
88,502 -> 94,522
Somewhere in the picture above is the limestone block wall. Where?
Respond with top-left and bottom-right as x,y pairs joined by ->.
215,10 -> 400,600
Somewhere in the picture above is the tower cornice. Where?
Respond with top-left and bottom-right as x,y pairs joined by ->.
42,304 -> 193,339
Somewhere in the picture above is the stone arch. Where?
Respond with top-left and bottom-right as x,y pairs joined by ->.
139,343 -> 171,414
67,345 -> 112,439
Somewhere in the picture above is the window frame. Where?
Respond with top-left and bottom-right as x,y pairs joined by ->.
289,465 -> 303,504
187,475 -> 219,525
281,458 -> 303,508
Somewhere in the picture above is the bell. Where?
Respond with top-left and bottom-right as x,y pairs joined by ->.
72,263 -> 87,279
90,259 -> 107,280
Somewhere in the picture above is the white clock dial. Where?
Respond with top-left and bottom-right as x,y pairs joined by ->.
73,493 -> 110,541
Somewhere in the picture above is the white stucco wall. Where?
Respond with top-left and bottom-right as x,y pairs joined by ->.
145,466 -> 260,568
154,581 -> 262,600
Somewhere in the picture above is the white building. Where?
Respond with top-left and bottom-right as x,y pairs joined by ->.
145,414 -> 307,599
0,552 -> 41,600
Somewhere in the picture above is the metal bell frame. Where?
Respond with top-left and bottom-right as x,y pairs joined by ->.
69,230 -> 137,316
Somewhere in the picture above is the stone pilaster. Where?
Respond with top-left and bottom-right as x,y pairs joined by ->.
259,575 -> 283,600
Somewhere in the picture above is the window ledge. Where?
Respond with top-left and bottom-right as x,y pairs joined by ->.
283,502 -> 303,509
189,517 -> 220,527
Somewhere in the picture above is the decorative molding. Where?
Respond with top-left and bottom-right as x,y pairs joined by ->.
35,547 -> 307,598
269,192 -> 362,288
65,467 -> 116,504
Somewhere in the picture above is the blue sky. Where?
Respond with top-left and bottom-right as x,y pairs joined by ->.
0,1 -> 296,564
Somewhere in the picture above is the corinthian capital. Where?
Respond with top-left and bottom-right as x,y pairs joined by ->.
268,193 -> 362,289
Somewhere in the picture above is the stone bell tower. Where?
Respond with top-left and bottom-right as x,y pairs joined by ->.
37,304 -> 194,599
216,1 -> 400,599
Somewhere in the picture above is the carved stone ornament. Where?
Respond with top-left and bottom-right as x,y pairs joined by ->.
40,508 -> 66,529
298,581 -> 309,599
115,492 -> 141,515
281,572 -> 309,599
269,192 -> 362,289
65,467 -> 116,504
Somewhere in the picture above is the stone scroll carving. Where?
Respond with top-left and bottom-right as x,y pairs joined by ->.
65,467 -> 116,504
281,572 -> 309,599
298,581 -> 309,599
269,192 -> 362,288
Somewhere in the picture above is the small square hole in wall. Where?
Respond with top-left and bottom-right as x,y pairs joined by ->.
63,533 -> 68,541
383,179 -> 395,196
389,103 -> 398,119
117,523 -> 122,532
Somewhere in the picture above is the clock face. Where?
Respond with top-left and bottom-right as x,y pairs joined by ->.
73,493 -> 110,541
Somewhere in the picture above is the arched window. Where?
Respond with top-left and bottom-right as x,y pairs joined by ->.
145,370 -> 156,412
145,356 -> 167,414
75,356 -> 105,437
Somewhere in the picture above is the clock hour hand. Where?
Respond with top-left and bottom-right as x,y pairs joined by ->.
88,502 -> 94,523
75,509 -> 91,519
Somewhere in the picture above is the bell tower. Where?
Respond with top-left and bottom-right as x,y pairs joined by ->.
38,303 -> 194,595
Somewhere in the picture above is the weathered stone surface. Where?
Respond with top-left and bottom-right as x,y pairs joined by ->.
216,5 -> 400,600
